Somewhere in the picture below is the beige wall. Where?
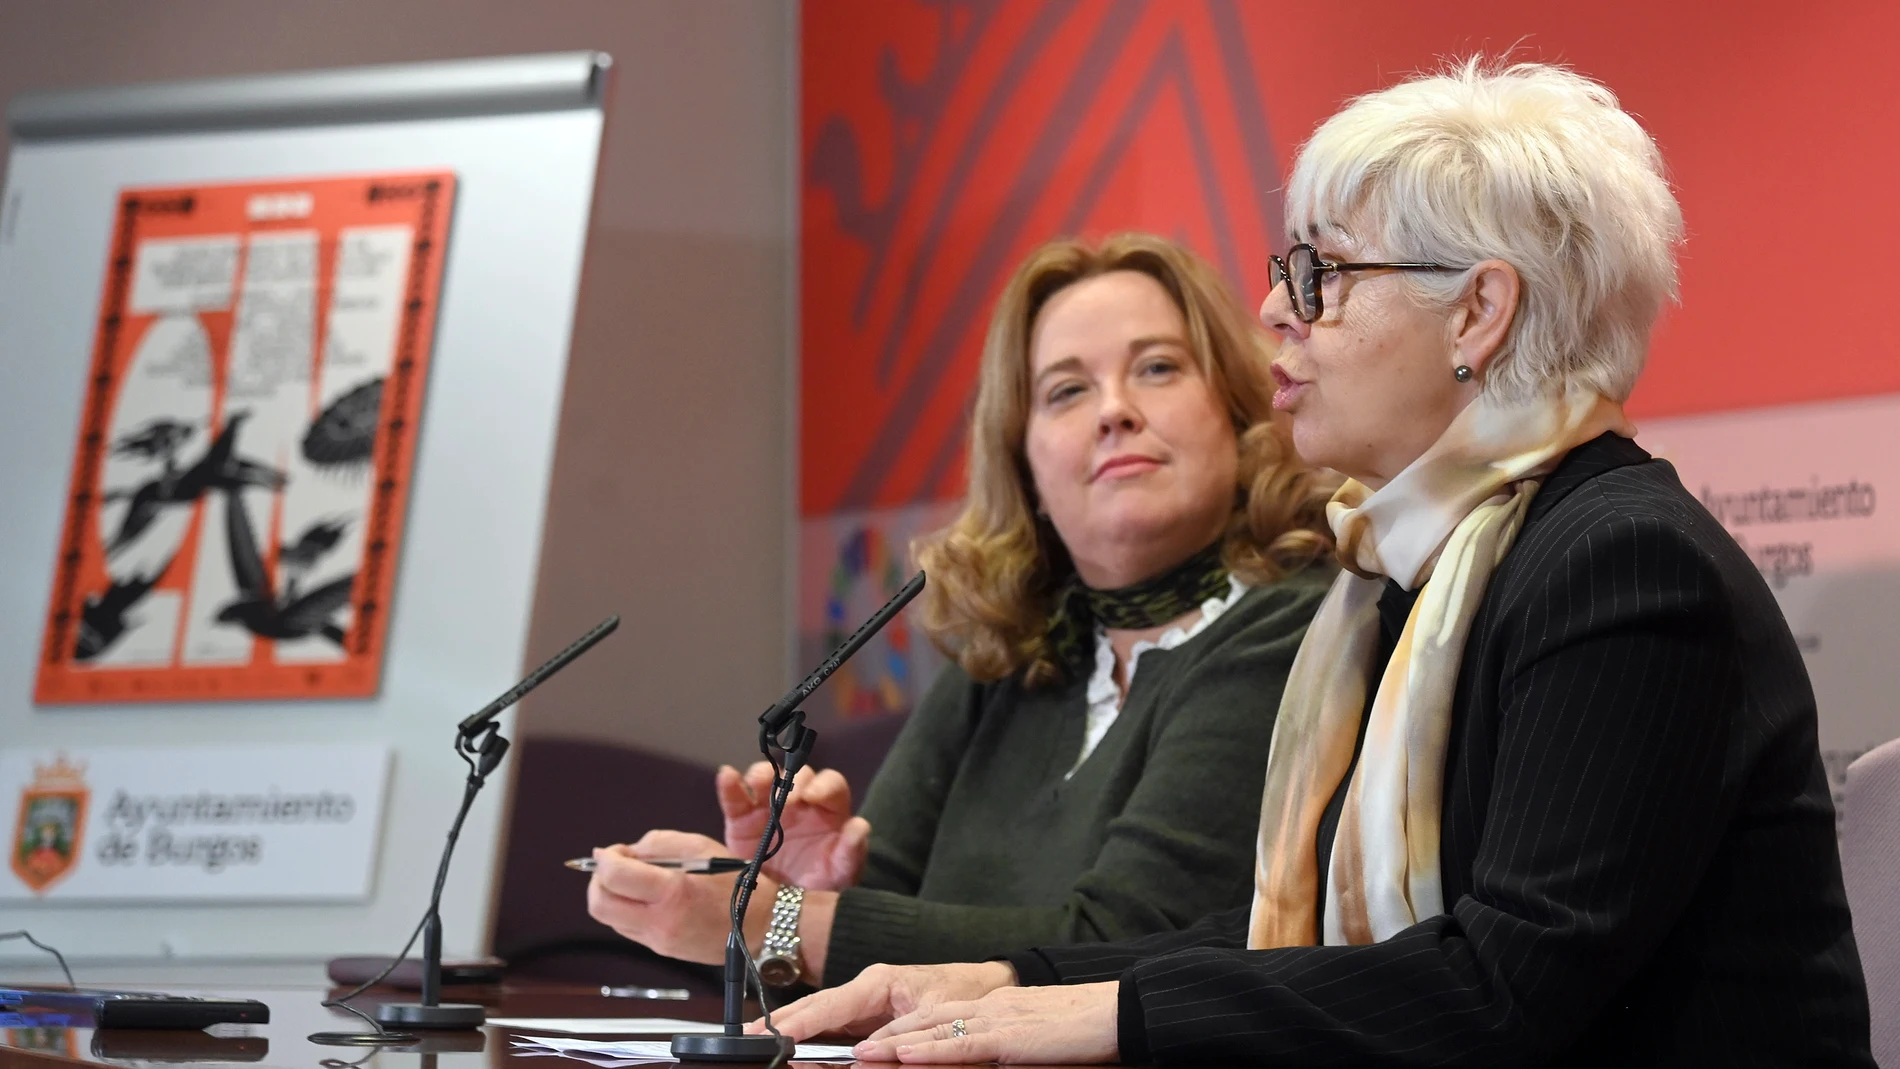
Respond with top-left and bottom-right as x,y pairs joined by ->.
0,0 -> 796,766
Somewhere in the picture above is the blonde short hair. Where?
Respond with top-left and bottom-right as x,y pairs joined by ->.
1286,58 -> 1685,402
913,233 -> 1333,686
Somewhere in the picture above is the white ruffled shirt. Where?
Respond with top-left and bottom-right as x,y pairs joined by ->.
1066,575 -> 1250,779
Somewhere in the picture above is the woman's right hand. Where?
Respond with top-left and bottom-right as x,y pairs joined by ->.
748,961 -> 1018,1041
717,761 -> 871,891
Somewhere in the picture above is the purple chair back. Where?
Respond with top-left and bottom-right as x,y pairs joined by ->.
1844,737 -> 1900,1066
492,736 -> 724,990
490,718 -> 909,989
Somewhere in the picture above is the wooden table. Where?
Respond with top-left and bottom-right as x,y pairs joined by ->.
0,980 -> 858,1069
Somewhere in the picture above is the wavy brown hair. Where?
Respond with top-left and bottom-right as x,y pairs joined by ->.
913,233 -> 1335,686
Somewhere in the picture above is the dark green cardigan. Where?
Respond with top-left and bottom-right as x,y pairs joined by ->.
821,565 -> 1331,986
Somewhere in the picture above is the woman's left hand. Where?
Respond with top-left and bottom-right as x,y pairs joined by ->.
849,981 -> 1120,1065
586,830 -> 762,965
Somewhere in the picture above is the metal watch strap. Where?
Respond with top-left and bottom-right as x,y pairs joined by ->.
756,884 -> 805,987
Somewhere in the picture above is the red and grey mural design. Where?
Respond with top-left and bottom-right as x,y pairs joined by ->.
803,0 -> 1287,518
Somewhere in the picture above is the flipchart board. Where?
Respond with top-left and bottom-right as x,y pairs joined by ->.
0,53 -> 609,962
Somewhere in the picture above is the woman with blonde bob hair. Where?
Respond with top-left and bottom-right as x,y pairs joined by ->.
585,233 -> 1336,992
762,60 -> 1873,1066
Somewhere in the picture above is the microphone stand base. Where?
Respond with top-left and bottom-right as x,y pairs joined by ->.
672,1033 -> 792,1062
375,1002 -> 487,1029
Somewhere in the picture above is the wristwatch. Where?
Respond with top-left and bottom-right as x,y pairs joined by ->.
756,884 -> 806,987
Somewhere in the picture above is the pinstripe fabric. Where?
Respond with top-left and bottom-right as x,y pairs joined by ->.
1008,434 -> 1873,1067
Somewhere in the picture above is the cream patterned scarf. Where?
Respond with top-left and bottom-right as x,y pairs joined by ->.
1248,384 -> 1634,948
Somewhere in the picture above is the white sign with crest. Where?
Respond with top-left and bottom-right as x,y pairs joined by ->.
1,744 -> 390,902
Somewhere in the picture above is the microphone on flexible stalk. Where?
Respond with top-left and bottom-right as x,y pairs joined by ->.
674,571 -> 925,1064
312,614 -> 622,1044
756,571 -> 924,736
458,614 -> 620,740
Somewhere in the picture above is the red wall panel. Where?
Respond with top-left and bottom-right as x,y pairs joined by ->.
801,0 -> 1900,516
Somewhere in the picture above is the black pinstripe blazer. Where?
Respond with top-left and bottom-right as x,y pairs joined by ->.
1007,433 -> 1873,1067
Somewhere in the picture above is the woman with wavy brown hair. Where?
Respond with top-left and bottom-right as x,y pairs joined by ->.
586,232 -> 1335,990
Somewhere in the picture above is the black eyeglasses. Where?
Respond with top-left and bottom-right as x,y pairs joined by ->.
1268,243 -> 1463,323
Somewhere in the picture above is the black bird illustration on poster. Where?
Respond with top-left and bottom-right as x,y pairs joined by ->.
111,418 -> 196,470
302,377 -> 382,475
279,517 -> 351,574
214,485 -> 355,648
73,566 -> 165,661
102,411 -> 286,556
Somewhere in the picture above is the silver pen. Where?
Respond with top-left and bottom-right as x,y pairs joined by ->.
565,856 -> 749,874
600,985 -> 691,1000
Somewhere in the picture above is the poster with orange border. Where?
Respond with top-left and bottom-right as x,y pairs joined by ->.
34,172 -> 455,704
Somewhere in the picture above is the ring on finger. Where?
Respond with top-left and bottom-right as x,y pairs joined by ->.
950,1019 -> 967,1039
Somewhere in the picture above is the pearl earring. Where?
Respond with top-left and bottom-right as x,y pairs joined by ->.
1453,365 -> 1474,383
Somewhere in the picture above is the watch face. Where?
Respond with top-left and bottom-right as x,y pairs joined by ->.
757,955 -> 800,988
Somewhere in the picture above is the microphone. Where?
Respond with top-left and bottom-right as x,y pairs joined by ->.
458,614 -> 619,740
757,571 -> 924,734
315,614 -> 622,1042
674,569 -> 925,1063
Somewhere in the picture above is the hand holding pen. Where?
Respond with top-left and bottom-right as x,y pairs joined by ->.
583,832 -> 767,967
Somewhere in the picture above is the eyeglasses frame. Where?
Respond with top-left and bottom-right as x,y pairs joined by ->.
1268,242 -> 1464,323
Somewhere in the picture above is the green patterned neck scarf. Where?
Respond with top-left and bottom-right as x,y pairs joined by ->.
1044,540 -> 1231,679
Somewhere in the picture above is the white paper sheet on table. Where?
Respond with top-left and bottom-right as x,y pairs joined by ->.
489,1018 -> 726,1034
513,1034 -> 858,1063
